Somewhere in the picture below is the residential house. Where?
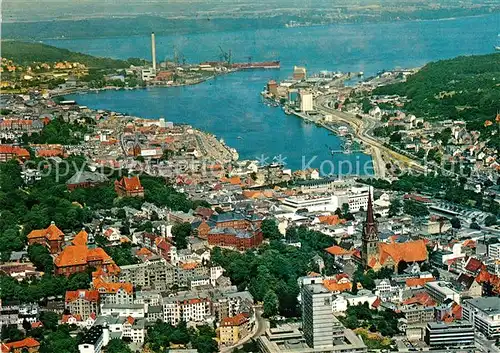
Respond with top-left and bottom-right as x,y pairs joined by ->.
219,313 -> 251,345
65,290 -> 100,320
92,277 -> 133,305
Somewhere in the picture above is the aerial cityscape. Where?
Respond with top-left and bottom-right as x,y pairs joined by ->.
0,1 -> 499,353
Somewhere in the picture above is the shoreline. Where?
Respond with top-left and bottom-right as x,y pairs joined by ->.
2,12 -> 496,40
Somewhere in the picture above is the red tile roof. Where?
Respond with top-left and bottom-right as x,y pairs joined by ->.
402,292 -> 436,307
126,316 -> 135,325
323,279 -> 352,293
2,337 -> 40,352
55,245 -> 114,268
318,215 -> 345,226
465,257 -> 483,272
37,148 -> 63,157
405,277 -> 435,288
71,229 -> 88,246
120,176 -> 143,191
30,321 -> 43,329
0,145 -> 30,158
403,194 -> 432,203
325,245 -> 352,256
27,223 -> 64,241
371,297 -> 382,309
92,277 -> 133,294
65,289 -> 99,303
221,313 -> 249,326
378,240 -> 428,267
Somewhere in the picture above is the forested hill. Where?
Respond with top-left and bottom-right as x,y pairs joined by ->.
373,53 -> 500,128
1,41 -> 148,68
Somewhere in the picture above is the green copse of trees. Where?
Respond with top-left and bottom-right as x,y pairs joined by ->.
2,41 -> 149,69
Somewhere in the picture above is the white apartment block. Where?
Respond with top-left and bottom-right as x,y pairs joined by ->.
100,304 -> 145,318
489,243 -> 500,260
281,186 -> 370,213
463,297 -> 500,339
425,281 -> 461,304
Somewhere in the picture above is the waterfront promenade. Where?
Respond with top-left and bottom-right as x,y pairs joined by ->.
314,95 -> 427,178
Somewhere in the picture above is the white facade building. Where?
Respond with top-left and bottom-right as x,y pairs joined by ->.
141,68 -> 156,81
489,243 -> 500,260
100,304 -> 145,318
299,90 -> 314,112
463,297 -> 500,339
425,281 -> 461,304
281,186 -> 371,213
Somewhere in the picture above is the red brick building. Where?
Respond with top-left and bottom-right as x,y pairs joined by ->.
54,244 -> 120,277
194,211 -> 263,239
114,176 -> 144,198
27,222 -> 65,254
207,228 -> 263,250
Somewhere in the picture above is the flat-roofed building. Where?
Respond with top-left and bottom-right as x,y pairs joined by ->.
463,297 -> 500,339
302,284 -> 333,349
424,281 -> 461,304
424,321 -> 475,348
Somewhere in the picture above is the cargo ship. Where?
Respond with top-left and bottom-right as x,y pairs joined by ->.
231,61 -> 280,70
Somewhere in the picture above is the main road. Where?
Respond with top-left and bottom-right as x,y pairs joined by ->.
314,95 -> 428,178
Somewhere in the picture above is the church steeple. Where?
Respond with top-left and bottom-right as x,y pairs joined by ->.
361,189 -> 379,269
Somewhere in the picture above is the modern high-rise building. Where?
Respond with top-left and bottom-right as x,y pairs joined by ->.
302,284 -> 334,349
299,90 -> 314,112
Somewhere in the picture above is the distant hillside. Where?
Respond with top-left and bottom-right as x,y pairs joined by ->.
373,53 -> 500,129
1,41 -> 148,68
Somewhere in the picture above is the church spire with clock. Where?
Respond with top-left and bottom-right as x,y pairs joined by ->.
361,190 -> 379,269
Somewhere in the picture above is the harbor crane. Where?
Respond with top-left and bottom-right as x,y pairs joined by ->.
172,46 -> 186,66
218,46 -> 232,65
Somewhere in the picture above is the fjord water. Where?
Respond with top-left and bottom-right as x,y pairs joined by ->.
50,14 -> 500,173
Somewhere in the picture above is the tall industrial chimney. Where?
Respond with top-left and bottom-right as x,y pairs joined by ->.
151,32 -> 157,72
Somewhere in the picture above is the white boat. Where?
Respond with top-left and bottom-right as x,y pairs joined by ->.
495,46 -> 500,51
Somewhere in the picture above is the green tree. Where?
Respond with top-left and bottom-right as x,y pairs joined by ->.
450,217 -> 461,229
27,244 -> 54,273
1,325 -> 24,341
341,203 -> 350,217
67,272 -> 91,291
261,219 -> 282,241
388,198 -> 402,217
106,339 -> 133,353
485,215 -> 498,227
0,160 -> 23,190
40,311 -> 59,331
403,200 -> 429,217
263,290 -> 279,318
39,326 -> 78,353
172,222 -> 192,249
0,228 -> 24,261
